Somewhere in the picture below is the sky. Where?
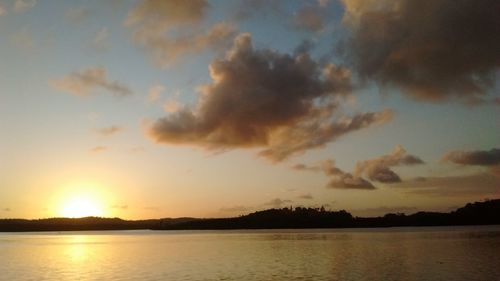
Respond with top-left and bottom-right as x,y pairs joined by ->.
0,0 -> 499,219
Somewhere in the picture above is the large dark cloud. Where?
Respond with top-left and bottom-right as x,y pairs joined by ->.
443,148 -> 500,166
149,33 -> 393,162
340,0 -> 500,102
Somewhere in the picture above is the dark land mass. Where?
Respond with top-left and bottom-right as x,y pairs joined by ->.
1,199 -> 499,232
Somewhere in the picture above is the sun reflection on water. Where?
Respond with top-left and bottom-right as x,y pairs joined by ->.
66,235 -> 91,263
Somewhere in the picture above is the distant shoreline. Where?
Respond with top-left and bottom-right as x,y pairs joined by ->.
1,199 -> 499,232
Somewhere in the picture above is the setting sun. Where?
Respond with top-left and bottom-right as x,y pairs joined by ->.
60,196 -> 104,218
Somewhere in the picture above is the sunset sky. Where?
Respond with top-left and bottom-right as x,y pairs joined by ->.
1,0 -> 498,219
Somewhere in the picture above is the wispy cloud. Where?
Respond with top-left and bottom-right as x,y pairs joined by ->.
90,146 -> 107,153
219,205 -> 251,213
291,163 -> 321,172
293,4 -> 326,32
14,0 -> 36,13
443,148 -> 500,166
0,3 -> 7,15
50,67 -> 132,97
125,0 -> 236,67
264,198 -> 293,208
298,193 -> 314,200
396,173 -> 500,197
148,85 -> 165,103
94,126 -> 122,137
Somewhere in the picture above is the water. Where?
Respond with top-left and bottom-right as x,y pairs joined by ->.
1,226 -> 499,281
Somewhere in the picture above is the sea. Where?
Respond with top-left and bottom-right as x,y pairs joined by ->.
1,226 -> 499,281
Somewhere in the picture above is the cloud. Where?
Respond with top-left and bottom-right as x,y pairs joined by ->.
294,145 -> 423,189
126,0 -> 208,27
14,0 -> 36,13
298,193 -> 314,200
219,205 -> 251,213
130,146 -> 145,153
149,33 -> 392,162
354,145 -> 424,183
293,5 -> 325,32
258,109 -> 393,162
90,146 -> 107,153
2,208 -> 11,212
50,67 -> 132,97
95,126 -> 122,137
396,173 -> 500,197
340,0 -> 500,102
125,0 -> 236,67
163,100 -> 182,113
443,148 -> 500,166
291,163 -> 321,172
148,85 -> 165,102
264,198 -> 293,208
321,160 -> 376,190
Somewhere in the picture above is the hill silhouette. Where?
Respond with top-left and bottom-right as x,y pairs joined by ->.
0,199 -> 499,232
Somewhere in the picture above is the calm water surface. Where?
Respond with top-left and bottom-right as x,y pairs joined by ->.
1,226 -> 499,281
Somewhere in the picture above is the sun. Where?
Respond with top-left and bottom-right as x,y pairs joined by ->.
60,196 -> 104,218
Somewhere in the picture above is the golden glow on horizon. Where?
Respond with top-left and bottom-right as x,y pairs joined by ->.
61,196 -> 103,218
56,182 -> 107,218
